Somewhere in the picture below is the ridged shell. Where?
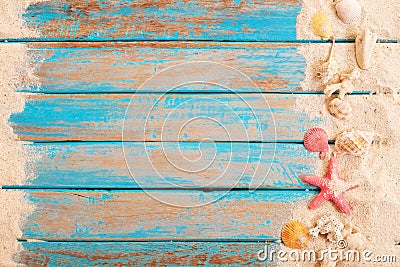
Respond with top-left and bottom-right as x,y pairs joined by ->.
335,0 -> 362,25
311,13 -> 333,38
335,130 -> 375,155
316,38 -> 339,84
281,220 -> 309,249
356,28 -> 377,70
304,127 -> 329,159
328,97 -> 352,120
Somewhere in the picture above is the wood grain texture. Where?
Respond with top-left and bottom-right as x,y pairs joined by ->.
22,190 -> 314,240
26,42 -> 305,93
18,241 -> 278,266
23,0 -> 301,41
19,142 -> 316,189
10,94 -> 322,142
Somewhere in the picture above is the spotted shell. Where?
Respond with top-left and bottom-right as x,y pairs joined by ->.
311,12 -> 333,38
335,0 -> 362,25
328,97 -> 352,120
304,127 -> 329,159
335,130 -> 375,155
281,220 -> 309,249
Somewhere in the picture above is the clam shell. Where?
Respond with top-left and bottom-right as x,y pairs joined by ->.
335,130 -> 375,155
312,12 -> 333,38
281,220 -> 309,249
335,0 -> 362,25
304,127 -> 329,159
356,28 -> 378,70
328,97 -> 352,120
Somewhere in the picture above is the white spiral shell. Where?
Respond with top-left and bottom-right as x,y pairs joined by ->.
328,98 -> 352,120
335,0 -> 362,25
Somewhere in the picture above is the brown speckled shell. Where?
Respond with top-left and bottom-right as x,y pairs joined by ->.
335,130 -> 375,155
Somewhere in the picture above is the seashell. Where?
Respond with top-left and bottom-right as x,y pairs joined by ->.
281,220 -> 309,249
335,130 -> 375,155
356,28 -> 378,70
311,12 -> 333,39
316,38 -> 339,84
335,0 -> 362,25
324,79 -> 355,100
304,127 -> 329,160
328,97 -> 352,120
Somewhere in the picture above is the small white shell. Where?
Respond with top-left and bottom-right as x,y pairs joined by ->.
324,79 -> 354,100
356,28 -> 378,70
335,0 -> 362,25
335,130 -> 375,155
328,98 -> 352,120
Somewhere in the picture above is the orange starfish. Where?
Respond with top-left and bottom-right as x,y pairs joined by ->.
304,156 -> 359,215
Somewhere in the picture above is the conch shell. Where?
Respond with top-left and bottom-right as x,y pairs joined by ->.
324,70 -> 359,99
335,130 -> 376,155
356,28 -> 378,70
316,38 -> 339,84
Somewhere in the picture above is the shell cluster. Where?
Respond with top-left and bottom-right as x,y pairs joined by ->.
334,0 -> 362,25
309,215 -> 344,243
324,70 -> 359,120
303,127 -> 329,159
281,220 -> 309,249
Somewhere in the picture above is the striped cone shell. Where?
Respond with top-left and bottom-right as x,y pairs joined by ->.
304,127 -> 329,159
335,0 -> 362,25
335,130 -> 375,155
328,97 -> 352,120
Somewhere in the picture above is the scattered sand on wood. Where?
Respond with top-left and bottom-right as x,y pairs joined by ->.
286,1 -> 400,266
0,1 -> 43,265
297,0 -> 400,41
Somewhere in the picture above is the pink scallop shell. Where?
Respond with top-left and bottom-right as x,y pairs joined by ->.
304,127 -> 329,159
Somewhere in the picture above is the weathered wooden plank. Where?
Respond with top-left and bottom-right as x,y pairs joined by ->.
22,0 -> 301,41
20,142 -> 316,189
18,241 -> 277,266
22,190 -> 313,240
10,94 -> 322,141
25,42 -> 305,93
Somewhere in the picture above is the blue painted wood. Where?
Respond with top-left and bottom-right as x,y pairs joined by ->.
22,0 -> 301,41
9,94 -> 322,141
18,241 -> 278,266
21,190 -> 315,240
25,42 -> 306,94
17,142 -> 317,189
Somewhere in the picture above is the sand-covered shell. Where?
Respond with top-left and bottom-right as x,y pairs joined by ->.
328,97 -> 352,120
281,220 -> 309,249
311,12 -> 333,39
335,0 -> 362,25
304,127 -> 329,159
335,130 -> 375,155
316,38 -> 339,84
356,28 -> 378,70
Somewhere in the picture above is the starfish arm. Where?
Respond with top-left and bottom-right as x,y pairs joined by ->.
332,194 -> 351,215
327,156 -> 339,181
303,176 -> 328,188
308,192 -> 328,210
